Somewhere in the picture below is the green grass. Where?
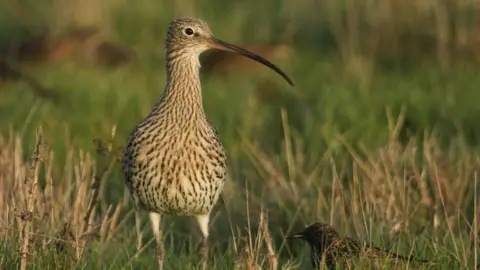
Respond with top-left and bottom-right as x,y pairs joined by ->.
1,0 -> 480,269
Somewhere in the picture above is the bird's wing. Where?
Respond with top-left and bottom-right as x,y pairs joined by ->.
326,238 -> 361,261
363,242 -> 433,265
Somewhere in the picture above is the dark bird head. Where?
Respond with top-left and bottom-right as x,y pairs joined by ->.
288,222 -> 340,247
288,222 -> 341,269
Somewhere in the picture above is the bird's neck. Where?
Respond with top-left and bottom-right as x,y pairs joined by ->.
159,51 -> 204,116
311,241 -> 334,269
310,237 -> 331,258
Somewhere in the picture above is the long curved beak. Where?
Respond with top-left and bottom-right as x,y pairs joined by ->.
208,37 -> 294,87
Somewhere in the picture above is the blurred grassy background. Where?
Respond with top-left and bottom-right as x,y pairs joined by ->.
0,0 -> 480,269
2,0 -> 480,153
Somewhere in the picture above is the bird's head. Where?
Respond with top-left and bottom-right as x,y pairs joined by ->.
288,222 -> 339,248
164,17 -> 294,86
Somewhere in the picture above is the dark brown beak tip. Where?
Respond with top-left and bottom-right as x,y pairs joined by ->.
208,37 -> 295,87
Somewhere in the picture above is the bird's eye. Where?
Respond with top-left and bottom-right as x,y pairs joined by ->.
184,28 -> 194,36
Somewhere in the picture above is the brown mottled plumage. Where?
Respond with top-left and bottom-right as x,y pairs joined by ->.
121,17 -> 293,270
288,222 -> 435,269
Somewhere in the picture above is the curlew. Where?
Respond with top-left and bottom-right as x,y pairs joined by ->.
121,17 -> 294,269
288,222 -> 434,269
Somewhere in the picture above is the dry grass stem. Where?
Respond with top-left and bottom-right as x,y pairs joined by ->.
0,126 -> 126,267
18,128 -> 43,270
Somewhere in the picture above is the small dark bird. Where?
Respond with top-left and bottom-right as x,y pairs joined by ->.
288,222 -> 434,269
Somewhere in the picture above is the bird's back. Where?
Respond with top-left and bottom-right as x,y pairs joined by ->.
320,236 -> 433,269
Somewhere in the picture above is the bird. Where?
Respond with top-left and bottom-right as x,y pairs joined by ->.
121,17 -> 294,270
288,222 -> 435,269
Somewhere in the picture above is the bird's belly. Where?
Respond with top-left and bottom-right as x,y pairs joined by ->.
161,173 -> 224,215
131,158 -> 226,216
123,121 -> 228,216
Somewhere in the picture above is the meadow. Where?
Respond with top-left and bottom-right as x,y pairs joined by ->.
0,0 -> 479,269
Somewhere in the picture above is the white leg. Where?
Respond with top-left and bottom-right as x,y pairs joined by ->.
149,212 -> 163,270
195,214 -> 210,270
135,210 -> 143,251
